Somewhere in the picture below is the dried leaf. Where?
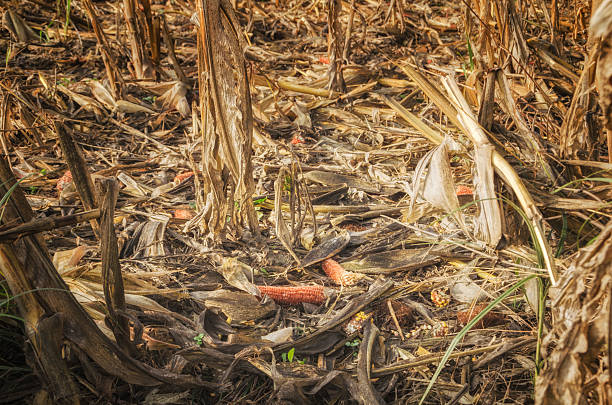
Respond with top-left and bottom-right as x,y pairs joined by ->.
217,257 -> 260,296
2,10 -> 38,42
300,230 -> 350,267
419,139 -> 469,235
115,100 -> 156,114
156,81 -> 190,117
89,80 -> 117,110
191,289 -> 275,323
53,246 -> 87,274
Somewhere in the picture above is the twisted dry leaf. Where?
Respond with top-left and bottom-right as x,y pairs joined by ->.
413,139 -> 469,236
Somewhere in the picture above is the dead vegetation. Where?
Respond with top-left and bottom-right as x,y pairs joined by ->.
0,0 -> 611,403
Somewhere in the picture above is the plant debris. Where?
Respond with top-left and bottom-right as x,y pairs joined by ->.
0,0 -> 611,404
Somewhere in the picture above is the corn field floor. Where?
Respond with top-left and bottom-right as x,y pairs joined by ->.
1,0 -> 611,404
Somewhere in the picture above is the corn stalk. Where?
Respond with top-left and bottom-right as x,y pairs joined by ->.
193,0 -> 259,243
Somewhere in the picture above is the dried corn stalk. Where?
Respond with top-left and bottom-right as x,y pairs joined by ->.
123,0 -> 155,79
535,221 -> 612,404
194,0 -> 258,243
501,0 -> 531,75
443,77 -> 502,247
592,0 -> 612,162
560,42 -> 599,159
327,0 -> 346,92
83,0 -> 124,98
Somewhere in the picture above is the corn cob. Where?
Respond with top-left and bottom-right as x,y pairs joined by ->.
173,171 -> 194,185
322,258 -> 361,286
56,170 -> 73,192
430,289 -> 450,308
455,185 -> 473,196
343,311 -> 371,334
256,285 -> 326,305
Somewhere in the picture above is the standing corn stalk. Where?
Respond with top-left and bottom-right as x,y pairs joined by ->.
560,0 -> 602,160
194,0 -> 258,243
123,0 -> 155,79
592,0 -> 612,162
327,0 -> 346,92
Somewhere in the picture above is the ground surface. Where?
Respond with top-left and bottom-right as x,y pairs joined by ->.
0,0 -> 609,404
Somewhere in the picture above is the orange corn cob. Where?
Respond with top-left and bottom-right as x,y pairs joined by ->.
343,311 -> 371,334
455,185 -> 473,196
173,208 -> 194,220
322,258 -> 361,286
173,171 -> 194,185
56,170 -> 73,192
290,134 -> 305,145
430,289 -> 450,308
256,285 -> 326,305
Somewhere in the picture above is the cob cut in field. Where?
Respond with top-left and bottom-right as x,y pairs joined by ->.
256,285 -> 327,305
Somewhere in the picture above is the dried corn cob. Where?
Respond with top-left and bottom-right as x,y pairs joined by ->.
322,258 -> 361,286
407,321 -> 449,338
343,311 -> 372,334
431,289 -> 450,308
56,170 -> 73,192
455,185 -> 473,196
257,285 -> 326,305
173,171 -> 194,185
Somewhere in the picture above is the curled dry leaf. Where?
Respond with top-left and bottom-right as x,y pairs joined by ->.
261,327 -> 294,344
300,230 -> 350,268
416,138 -> 469,235
217,257 -> 260,296
191,289 -> 276,323
131,219 -> 169,258
52,246 -> 87,274
115,100 -> 156,114
156,81 -> 190,117
89,80 -> 117,110
291,102 -> 312,128
449,275 -> 487,303
56,85 -> 105,117
304,170 -> 379,194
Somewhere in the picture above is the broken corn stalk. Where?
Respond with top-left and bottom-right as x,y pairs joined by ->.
322,258 -> 361,286
257,285 -> 326,305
